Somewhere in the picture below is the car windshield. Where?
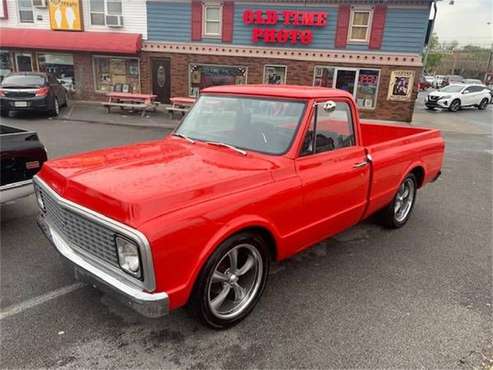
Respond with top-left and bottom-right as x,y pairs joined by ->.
176,95 -> 306,155
1,75 -> 45,87
439,85 -> 464,93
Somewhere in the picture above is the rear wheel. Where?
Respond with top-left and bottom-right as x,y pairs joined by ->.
379,173 -> 417,229
449,99 -> 461,112
190,232 -> 270,329
478,98 -> 489,110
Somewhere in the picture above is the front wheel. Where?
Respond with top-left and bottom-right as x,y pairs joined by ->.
379,173 -> 417,229
478,98 -> 489,110
449,99 -> 461,112
190,232 -> 270,329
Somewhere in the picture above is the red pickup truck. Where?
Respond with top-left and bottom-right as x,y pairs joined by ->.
35,85 -> 444,329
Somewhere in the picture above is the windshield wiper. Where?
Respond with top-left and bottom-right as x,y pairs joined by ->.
206,141 -> 247,156
172,133 -> 195,143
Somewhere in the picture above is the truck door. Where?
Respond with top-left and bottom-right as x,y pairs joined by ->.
294,100 -> 370,246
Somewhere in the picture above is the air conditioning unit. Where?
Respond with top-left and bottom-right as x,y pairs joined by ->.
33,0 -> 47,8
106,15 -> 124,27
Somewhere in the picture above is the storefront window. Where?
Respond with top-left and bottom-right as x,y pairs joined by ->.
355,69 -> 380,109
0,51 -> 12,81
313,66 -> 335,87
93,56 -> 140,93
37,53 -> 75,92
189,64 -> 247,97
264,65 -> 287,85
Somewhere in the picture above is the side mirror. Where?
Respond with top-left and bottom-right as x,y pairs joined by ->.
320,100 -> 337,113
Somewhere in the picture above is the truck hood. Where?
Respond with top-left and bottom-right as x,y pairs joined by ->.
38,137 -> 276,227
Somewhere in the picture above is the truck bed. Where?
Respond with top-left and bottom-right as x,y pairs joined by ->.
360,122 -> 444,218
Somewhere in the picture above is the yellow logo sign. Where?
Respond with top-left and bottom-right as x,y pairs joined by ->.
48,0 -> 83,31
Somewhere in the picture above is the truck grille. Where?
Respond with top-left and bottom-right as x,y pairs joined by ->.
36,184 -> 120,267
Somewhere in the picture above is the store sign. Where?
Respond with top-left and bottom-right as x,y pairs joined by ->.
48,0 -> 83,31
388,70 -> 415,102
243,9 -> 327,45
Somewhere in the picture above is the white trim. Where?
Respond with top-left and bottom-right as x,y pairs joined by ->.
14,52 -> 33,72
263,64 -> 287,84
348,6 -> 373,44
92,55 -> 140,93
188,63 -> 248,97
143,41 -> 423,67
202,2 -> 222,38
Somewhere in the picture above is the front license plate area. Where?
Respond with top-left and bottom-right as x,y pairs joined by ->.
14,101 -> 28,107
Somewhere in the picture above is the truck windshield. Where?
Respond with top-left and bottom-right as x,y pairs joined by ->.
176,95 -> 306,155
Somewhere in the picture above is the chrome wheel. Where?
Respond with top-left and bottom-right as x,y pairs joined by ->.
207,244 -> 263,320
394,178 -> 415,223
449,100 -> 460,112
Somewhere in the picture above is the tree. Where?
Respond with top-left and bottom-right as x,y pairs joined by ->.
428,32 -> 440,50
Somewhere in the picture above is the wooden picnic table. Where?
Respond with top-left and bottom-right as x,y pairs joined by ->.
103,92 -> 159,117
167,96 -> 197,118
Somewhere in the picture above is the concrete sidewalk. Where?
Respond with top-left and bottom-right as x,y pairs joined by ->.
57,100 -> 180,129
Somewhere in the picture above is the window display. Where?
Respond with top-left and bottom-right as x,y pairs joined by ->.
356,69 -> 379,109
37,53 -> 75,92
189,64 -> 247,96
313,66 -> 335,88
264,65 -> 287,85
93,57 -> 140,93
0,51 -> 12,81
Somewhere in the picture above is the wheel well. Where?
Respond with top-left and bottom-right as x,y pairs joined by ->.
410,166 -> 425,188
241,226 -> 278,261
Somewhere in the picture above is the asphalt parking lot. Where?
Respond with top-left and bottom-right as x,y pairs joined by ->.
1,98 -> 492,369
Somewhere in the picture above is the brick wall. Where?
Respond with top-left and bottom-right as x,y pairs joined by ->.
141,51 -> 421,122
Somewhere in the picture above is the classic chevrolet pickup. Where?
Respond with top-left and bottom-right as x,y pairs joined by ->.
35,85 -> 444,328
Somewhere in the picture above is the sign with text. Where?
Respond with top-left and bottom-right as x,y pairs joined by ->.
243,9 -> 328,45
48,0 -> 83,31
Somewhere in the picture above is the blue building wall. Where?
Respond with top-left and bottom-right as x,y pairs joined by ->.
146,2 -> 430,54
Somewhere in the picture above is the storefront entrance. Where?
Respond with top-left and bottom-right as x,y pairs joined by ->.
15,53 -> 33,72
151,58 -> 171,103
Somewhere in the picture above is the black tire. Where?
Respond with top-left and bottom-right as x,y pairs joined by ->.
190,232 -> 270,329
478,98 -> 489,110
379,173 -> 418,229
50,97 -> 60,117
449,99 -> 461,112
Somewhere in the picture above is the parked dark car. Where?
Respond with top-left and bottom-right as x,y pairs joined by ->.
0,72 -> 68,117
0,124 -> 47,204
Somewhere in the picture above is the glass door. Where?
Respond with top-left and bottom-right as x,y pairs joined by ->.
335,68 -> 358,96
15,53 -> 33,72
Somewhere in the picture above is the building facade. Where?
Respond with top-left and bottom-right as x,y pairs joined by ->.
0,0 -> 146,100
0,0 -> 432,122
142,0 -> 432,122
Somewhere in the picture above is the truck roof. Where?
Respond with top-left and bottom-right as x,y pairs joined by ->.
202,84 -> 354,100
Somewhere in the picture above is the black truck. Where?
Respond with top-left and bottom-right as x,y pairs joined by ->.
0,124 -> 47,204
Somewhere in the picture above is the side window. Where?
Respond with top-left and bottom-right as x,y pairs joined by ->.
301,102 -> 355,156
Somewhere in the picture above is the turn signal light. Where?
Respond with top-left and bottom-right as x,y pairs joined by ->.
35,87 -> 49,96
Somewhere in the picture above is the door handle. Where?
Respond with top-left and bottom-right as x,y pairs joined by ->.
353,161 -> 368,168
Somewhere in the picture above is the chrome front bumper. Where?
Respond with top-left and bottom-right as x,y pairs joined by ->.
37,215 -> 169,318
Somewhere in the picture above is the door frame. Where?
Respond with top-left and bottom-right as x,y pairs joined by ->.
150,57 -> 171,104
334,67 -> 359,96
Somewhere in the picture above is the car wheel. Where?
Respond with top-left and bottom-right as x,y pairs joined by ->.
379,173 -> 417,229
50,97 -> 60,116
190,232 -> 270,329
449,99 -> 461,112
478,98 -> 489,110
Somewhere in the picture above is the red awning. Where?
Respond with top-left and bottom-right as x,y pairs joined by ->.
0,28 -> 142,54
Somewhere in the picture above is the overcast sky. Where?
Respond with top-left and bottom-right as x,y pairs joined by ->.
433,0 -> 493,47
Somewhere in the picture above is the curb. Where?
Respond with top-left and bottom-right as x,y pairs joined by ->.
54,116 -> 178,130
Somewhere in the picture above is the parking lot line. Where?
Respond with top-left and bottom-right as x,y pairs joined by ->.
0,283 -> 85,320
